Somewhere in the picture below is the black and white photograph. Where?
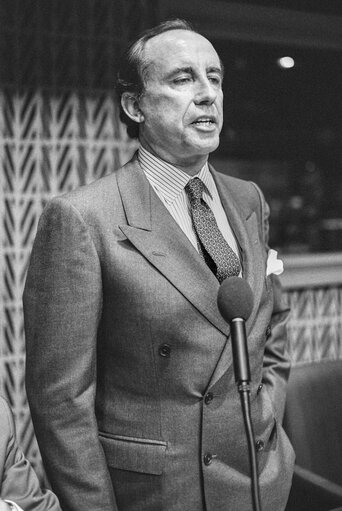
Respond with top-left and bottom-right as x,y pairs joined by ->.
0,1 -> 341,510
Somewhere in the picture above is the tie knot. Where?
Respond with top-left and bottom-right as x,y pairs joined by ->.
185,177 -> 204,202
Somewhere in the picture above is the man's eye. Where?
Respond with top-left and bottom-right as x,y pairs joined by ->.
174,76 -> 191,84
208,75 -> 222,85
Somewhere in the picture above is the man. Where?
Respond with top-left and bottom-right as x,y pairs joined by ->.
24,19 -> 295,511
0,396 -> 61,511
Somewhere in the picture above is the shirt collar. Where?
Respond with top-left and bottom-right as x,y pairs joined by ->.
138,145 -> 213,203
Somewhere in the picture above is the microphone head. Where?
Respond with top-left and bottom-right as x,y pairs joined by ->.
217,276 -> 254,323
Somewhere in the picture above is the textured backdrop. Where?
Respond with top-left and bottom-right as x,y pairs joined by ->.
0,0 -> 341,483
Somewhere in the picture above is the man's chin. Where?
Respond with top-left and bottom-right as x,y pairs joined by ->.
191,136 -> 220,155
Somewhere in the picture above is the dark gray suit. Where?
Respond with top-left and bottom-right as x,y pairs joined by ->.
24,156 -> 295,511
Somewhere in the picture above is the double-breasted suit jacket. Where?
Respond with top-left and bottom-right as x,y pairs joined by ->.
0,396 -> 61,510
24,156 -> 295,511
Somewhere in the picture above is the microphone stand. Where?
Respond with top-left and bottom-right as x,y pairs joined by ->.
231,318 -> 262,511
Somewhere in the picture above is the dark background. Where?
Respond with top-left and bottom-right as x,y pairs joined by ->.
1,0 -> 342,253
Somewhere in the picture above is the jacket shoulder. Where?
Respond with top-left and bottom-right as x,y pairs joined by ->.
43,157 -> 138,219
214,169 -> 265,213
56,169 -> 119,209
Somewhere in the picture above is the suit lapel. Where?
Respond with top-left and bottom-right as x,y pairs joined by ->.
116,159 -> 229,336
206,169 -> 266,390
212,169 -> 265,327
116,158 -> 265,390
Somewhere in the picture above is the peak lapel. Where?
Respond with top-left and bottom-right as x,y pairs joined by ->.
116,159 -> 229,336
207,169 -> 265,390
212,169 -> 265,326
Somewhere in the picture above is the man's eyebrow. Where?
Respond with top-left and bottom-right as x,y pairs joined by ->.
207,66 -> 223,76
165,66 -> 193,79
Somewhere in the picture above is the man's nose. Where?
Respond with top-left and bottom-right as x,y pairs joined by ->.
194,78 -> 217,105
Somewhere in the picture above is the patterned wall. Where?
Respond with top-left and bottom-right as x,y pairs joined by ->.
0,0 -> 342,485
285,286 -> 342,364
0,88 -> 138,480
0,0 -> 149,481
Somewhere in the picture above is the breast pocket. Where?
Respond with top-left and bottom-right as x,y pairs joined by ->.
99,432 -> 167,475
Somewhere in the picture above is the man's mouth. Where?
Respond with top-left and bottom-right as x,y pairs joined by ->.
192,116 -> 215,123
193,119 -> 214,125
191,117 -> 217,129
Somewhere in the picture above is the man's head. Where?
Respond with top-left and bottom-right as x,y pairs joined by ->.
117,19 -> 224,173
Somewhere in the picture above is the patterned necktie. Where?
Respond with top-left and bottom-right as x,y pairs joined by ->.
185,177 -> 241,283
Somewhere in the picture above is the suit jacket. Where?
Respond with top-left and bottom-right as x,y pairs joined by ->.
23,156 -> 295,511
0,396 -> 61,510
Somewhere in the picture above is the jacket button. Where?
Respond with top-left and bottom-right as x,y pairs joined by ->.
265,325 -> 272,338
255,440 -> 265,452
203,453 -> 213,466
257,383 -> 264,394
159,344 -> 171,357
204,392 -> 214,405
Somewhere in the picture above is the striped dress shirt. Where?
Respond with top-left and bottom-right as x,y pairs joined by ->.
138,146 -> 240,261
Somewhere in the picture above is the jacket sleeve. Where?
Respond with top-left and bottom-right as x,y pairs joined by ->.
253,183 -> 291,423
23,198 -> 117,511
262,272 -> 291,423
0,397 -> 62,511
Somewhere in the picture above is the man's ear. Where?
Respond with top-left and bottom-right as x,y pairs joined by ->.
121,93 -> 144,123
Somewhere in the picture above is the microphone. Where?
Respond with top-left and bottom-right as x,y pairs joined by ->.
217,276 -> 254,384
217,276 -> 262,511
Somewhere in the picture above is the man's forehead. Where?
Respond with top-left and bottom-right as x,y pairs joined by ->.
143,30 -> 221,74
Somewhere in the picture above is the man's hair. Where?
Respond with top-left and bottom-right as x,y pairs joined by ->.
116,19 -> 195,139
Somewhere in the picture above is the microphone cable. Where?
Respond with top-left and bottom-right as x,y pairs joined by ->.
217,276 -> 262,511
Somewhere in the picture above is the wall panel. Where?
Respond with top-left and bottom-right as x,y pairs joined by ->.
0,0 -> 147,481
286,287 -> 342,364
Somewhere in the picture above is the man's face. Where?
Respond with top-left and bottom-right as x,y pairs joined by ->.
138,30 -> 224,171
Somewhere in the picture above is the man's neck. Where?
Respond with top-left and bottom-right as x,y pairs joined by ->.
139,140 -> 208,177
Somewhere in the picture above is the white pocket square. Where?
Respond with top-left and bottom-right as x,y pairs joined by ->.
266,249 -> 284,276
